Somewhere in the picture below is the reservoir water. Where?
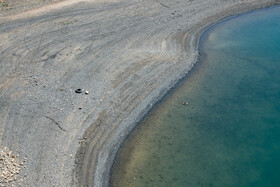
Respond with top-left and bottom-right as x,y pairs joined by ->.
110,6 -> 280,187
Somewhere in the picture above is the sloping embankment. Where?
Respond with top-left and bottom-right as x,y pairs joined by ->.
0,0 -> 278,186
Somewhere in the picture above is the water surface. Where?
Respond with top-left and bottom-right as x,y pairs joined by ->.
111,6 -> 280,187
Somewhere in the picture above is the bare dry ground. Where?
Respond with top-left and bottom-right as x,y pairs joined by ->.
0,0 -> 279,186
0,0 -> 65,16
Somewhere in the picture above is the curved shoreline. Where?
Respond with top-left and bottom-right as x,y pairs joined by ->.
110,5 -> 280,186
106,3 -> 280,187
0,1 -> 279,187
79,1 -> 280,187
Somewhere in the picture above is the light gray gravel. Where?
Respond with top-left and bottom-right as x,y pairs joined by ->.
0,0 -> 279,186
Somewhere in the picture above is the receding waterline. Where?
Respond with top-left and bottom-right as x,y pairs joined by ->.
111,6 -> 280,187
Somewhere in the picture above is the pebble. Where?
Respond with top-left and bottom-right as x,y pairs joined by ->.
182,101 -> 189,106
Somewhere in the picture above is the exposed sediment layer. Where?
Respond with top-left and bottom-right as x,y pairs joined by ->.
0,0 -> 279,186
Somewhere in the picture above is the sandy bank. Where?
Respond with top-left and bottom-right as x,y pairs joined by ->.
0,0 -> 279,186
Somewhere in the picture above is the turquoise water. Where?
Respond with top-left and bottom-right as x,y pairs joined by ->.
110,6 -> 280,187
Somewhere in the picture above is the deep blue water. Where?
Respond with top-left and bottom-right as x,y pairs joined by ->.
111,6 -> 280,187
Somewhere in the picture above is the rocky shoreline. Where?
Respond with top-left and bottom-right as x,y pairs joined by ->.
0,0 -> 279,186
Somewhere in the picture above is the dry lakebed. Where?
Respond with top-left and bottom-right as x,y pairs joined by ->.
0,0 -> 279,186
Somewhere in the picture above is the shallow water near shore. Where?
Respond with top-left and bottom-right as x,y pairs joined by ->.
110,6 -> 280,187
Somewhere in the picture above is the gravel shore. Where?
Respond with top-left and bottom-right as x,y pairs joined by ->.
0,0 -> 279,186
